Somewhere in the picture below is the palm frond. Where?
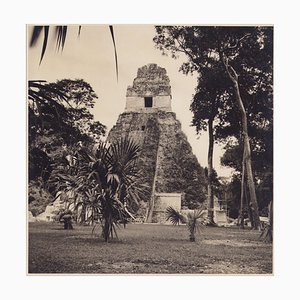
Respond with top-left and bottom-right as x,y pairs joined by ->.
30,25 -> 119,77
166,206 -> 186,225
108,137 -> 140,169
28,80 -> 70,123
187,209 -> 205,235
55,26 -> 68,52
39,26 -> 49,65
192,207 -> 206,220
92,141 -> 109,160
29,80 -> 67,100
112,222 -> 119,239
107,173 -> 120,185
109,25 -> 119,81
29,26 -> 43,47
124,181 -> 150,206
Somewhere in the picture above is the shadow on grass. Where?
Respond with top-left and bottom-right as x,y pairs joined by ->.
67,235 -> 202,246
50,227 -> 73,231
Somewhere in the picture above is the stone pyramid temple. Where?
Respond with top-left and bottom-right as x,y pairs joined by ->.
107,64 -> 206,223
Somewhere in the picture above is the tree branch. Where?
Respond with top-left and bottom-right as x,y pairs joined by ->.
227,33 -> 252,50
222,54 -> 238,82
177,37 -> 207,69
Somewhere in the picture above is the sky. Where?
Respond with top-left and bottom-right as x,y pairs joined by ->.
28,25 -> 234,178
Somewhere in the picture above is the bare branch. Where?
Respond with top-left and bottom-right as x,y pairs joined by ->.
228,65 -> 238,80
222,53 -> 238,82
227,33 -> 252,50
176,37 -> 206,69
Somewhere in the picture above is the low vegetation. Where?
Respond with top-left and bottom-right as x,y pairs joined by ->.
166,206 -> 206,242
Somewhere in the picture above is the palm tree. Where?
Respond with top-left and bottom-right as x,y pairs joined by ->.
166,206 -> 206,242
78,137 -> 148,241
46,137 -> 147,240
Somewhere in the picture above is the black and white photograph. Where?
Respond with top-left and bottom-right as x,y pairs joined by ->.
27,24 -> 273,274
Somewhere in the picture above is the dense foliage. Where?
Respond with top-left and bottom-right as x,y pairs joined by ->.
48,137 -> 148,240
154,26 -> 273,229
28,79 -> 104,214
28,78 -> 149,239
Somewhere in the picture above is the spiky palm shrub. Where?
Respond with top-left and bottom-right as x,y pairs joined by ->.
74,188 -> 102,225
166,206 -> 205,242
186,209 -> 206,241
82,137 -> 148,241
48,137 -> 148,241
165,207 -> 186,226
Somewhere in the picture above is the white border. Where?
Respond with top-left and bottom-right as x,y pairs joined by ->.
1,0 -> 299,299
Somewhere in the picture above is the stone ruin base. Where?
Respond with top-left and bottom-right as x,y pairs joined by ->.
151,193 -> 181,223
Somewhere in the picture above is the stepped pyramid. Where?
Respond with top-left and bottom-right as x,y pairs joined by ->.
107,64 -> 206,222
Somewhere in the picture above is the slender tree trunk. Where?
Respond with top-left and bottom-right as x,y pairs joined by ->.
269,200 -> 273,232
207,118 -> 215,225
238,148 -> 246,229
102,212 -> 112,242
189,232 -> 195,242
145,143 -> 160,223
243,136 -> 261,229
146,194 -> 155,223
268,199 -> 273,241
224,63 -> 262,230
244,177 -> 254,227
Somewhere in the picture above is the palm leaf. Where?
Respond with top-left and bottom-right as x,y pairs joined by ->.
108,137 -> 140,168
166,206 -> 186,225
28,81 -> 70,117
124,181 -> 150,206
187,209 -> 205,235
29,26 -> 43,47
112,223 -> 119,239
30,25 -> 119,81
55,26 -> 68,52
193,207 -> 206,220
109,25 -> 119,81
39,26 -> 49,65
29,81 -> 67,100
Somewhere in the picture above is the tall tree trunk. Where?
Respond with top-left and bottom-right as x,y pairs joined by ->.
102,211 -> 113,242
245,177 -> 254,228
269,200 -> 273,232
238,148 -> 246,229
207,118 -> 215,225
243,136 -> 261,229
145,143 -> 160,223
259,199 -> 273,242
268,199 -> 273,241
223,58 -> 262,230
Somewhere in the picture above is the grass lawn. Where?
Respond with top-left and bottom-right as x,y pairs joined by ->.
28,222 -> 272,274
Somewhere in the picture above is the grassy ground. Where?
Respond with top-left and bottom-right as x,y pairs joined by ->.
28,222 -> 272,274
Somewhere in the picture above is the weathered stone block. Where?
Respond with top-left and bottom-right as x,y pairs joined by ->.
125,64 -> 172,112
